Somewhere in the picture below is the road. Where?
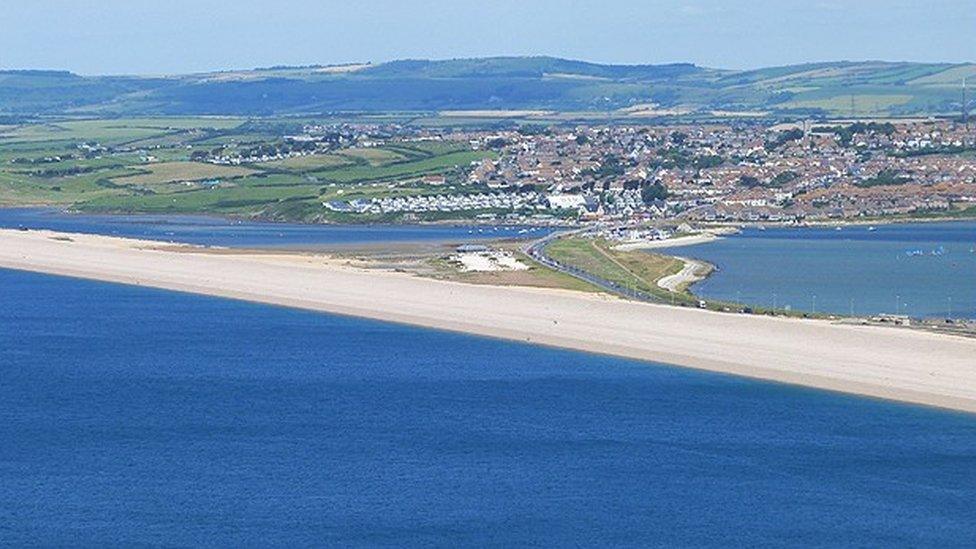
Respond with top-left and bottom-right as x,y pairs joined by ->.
521,229 -> 669,304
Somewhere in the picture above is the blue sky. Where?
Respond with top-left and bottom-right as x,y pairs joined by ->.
4,0 -> 975,74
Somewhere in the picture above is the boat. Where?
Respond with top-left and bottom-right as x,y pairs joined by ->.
867,226 -> 876,232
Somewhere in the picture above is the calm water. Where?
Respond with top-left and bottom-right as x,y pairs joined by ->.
0,207 -> 549,248
684,222 -> 976,318
2,268 -> 975,546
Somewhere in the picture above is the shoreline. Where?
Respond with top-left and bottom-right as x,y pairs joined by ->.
613,232 -> 722,251
4,204 -> 975,230
0,205 -> 572,230
656,257 -> 710,293
3,228 -> 976,414
702,214 -> 976,230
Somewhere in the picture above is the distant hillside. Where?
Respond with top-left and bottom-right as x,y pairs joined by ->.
0,57 -> 973,118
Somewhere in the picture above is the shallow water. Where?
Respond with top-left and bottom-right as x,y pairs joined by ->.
684,222 -> 976,318
2,268 -> 975,545
0,207 -> 550,249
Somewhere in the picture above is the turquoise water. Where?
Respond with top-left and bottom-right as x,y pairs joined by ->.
2,268 -> 975,545
684,222 -> 976,318
0,207 -> 550,248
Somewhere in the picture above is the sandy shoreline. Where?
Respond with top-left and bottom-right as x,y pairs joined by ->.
613,233 -> 720,251
657,257 -> 709,293
2,228 -> 976,413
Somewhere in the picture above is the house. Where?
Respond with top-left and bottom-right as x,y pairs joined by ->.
423,175 -> 447,185
546,194 -> 587,210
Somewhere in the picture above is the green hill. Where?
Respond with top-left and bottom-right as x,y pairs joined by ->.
0,57 -> 972,118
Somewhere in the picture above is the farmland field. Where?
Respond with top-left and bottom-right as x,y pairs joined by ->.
0,117 -> 244,144
338,147 -> 406,166
113,162 -> 257,185
313,150 -> 493,183
262,154 -> 353,171
0,116 -> 495,222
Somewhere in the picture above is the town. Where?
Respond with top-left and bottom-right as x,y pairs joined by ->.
5,115 -> 973,227
313,118 -> 976,224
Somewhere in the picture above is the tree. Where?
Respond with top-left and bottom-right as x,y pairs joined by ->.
739,175 -> 761,188
641,181 -> 668,203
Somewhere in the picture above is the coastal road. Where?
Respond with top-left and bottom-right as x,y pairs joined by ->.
521,228 -> 668,304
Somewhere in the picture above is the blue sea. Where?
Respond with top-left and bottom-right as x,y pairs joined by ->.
2,268 -> 975,546
684,222 -> 976,318
0,208 -> 550,249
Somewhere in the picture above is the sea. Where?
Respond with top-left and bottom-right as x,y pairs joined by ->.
2,211 -> 976,545
684,222 -> 976,319
2,270 -> 976,545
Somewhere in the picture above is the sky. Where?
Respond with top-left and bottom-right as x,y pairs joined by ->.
3,0 -> 975,75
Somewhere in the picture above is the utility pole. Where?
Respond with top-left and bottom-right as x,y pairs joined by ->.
961,77 -> 968,128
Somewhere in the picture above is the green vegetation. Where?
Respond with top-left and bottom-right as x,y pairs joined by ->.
813,122 -> 897,146
765,128 -> 804,150
546,237 -> 691,302
113,162 -> 256,185
311,150 -> 493,183
0,116 -> 494,222
770,171 -> 799,187
651,150 -> 724,170
640,181 -> 668,202
262,154 -> 354,171
2,58 -> 973,117
856,169 -> 912,188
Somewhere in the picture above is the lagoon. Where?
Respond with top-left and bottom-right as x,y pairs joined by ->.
0,207 -> 549,249
685,222 -> 976,318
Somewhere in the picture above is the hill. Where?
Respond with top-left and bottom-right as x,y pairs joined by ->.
0,57 -> 973,118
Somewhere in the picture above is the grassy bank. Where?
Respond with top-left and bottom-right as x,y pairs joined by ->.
546,237 -> 696,303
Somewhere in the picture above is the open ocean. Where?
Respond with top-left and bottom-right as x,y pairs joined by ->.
2,268 -> 975,546
684,222 -> 976,319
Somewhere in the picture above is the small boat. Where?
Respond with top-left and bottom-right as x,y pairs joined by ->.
834,226 -> 843,231
867,226 -> 876,232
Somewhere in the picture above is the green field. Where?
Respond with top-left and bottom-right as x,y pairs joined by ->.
0,116 -> 494,222
0,117 -> 244,144
262,154 -> 354,171
546,237 -> 689,301
338,147 -> 406,166
113,161 -> 256,185
312,150 -> 493,183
